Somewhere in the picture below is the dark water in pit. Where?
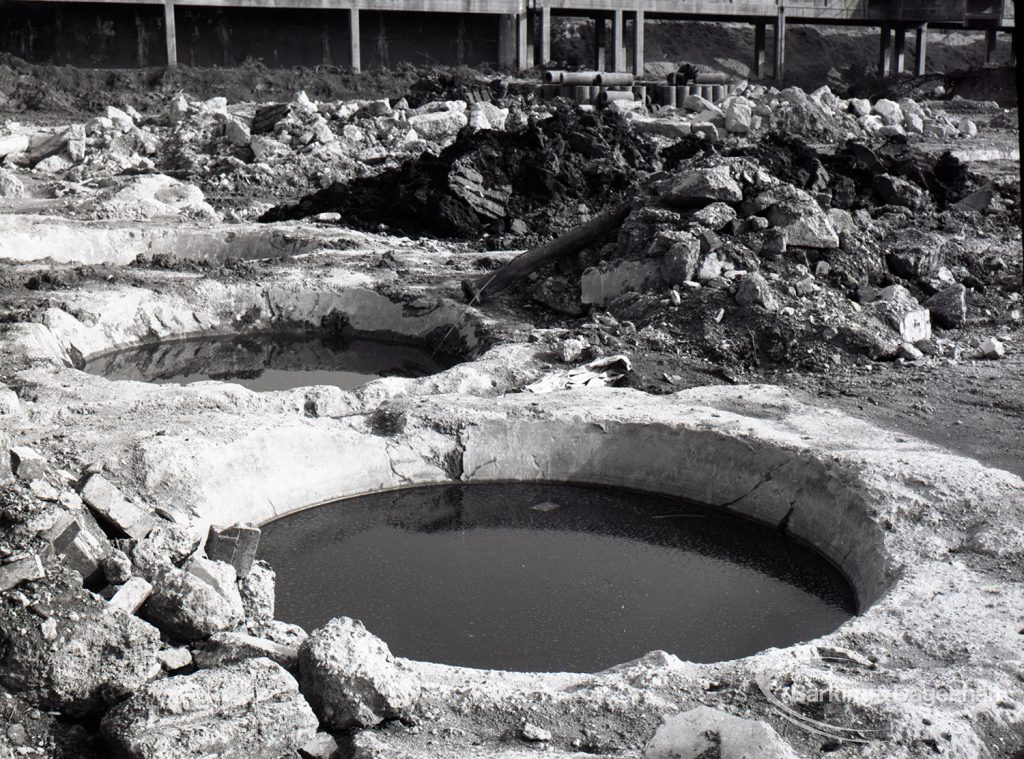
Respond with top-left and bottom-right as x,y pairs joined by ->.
259,483 -> 857,673
82,332 -> 451,392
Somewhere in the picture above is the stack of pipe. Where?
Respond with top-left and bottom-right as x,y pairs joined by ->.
654,71 -> 737,108
537,70 -> 647,107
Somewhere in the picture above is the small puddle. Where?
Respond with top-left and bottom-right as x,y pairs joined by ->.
260,483 -> 856,672
82,332 -> 452,392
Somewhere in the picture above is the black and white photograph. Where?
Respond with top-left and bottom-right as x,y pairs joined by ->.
0,0 -> 1020,756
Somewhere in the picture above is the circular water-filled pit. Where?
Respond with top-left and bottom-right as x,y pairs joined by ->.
259,482 -> 856,673
82,330 -> 455,392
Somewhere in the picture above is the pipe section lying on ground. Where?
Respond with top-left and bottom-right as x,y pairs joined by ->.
595,72 -> 635,86
462,200 -> 635,302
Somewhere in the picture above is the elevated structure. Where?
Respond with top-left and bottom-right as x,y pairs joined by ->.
1,0 -> 1015,78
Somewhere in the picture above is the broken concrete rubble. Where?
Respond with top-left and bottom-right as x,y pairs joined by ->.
299,616 -> 420,730
79,474 -> 156,540
205,523 -> 260,577
101,657 -> 318,759
142,564 -> 243,642
643,706 -> 800,759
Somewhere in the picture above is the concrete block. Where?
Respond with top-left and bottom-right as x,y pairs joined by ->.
10,446 -> 47,482
79,474 -> 156,540
40,512 -> 110,585
157,647 -> 193,671
0,554 -> 45,591
194,631 -> 298,671
109,577 -> 153,615
206,523 -> 261,577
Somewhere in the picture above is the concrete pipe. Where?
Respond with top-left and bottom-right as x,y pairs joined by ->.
677,85 -> 691,103
694,71 -> 731,84
657,84 -> 677,108
711,85 -> 725,102
632,85 -> 647,101
595,72 -> 635,86
589,86 -> 602,101
598,90 -> 635,106
574,85 -> 593,103
700,85 -> 713,100
543,70 -> 565,84
561,71 -> 601,85
541,83 -> 560,99
560,85 -> 574,98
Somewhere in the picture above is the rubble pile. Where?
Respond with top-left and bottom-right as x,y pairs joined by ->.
0,443 -> 411,757
628,83 -> 980,144
261,104 -> 658,241
522,140 -> 1019,371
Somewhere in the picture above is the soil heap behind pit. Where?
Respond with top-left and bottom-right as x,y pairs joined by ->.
260,105 -> 659,243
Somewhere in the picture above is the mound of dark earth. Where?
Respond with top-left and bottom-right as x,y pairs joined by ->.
260,105 -> 659,243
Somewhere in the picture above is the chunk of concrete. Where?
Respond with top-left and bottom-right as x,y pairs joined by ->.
142,565 -> 244,642
110,577 -> 154,615
40,511 -> 110,585
924,283 -> 967,329
194,631 -> 298,671
868,285 -> 932,343
185,555 -> 244,611
239,559 -> 276,621
735,273 -> 780,312
0,589 -> 161,717
156,647 -> 193,672
643,706 -> 800,758
10,446 -> 47,482
79,474 -> 156,540
299,732 -> 340,759
101,658 -> 318,759
661,165 -> 742,208
0,554 -> 45,591
205,523 -> 260,577
299,617 -> 420,730
581,260 -> 667,307
131,523 -> 202,579
979,337 -> 1005,359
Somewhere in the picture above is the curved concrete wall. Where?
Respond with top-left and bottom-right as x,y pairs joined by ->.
153,401 -> 890,613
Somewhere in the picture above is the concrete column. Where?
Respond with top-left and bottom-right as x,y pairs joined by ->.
349,7 -> 361,72
915,23 -> 928,76
163,0 -> 177,67
631,10 -> 644,75
594,16 -> 606,71
892,26 -> 906,74
516,11 -> 528,70
984,28 -> 998,65
611,9 -> 624,72
879,25 -> 893,77
539,6 -> 551,65
499,14 -> 516,69
753,22 -> 766,78
773,7 -> 786,83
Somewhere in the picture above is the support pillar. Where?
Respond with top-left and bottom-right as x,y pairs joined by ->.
753,22 -> 766,78
516,12 -> 528,71
539,6 -> 551,65
915,23 -> 928,76
499,14 -> 516,69
163,0 -> 177,67
879,25 -> 893,77
773,7 -> 785,83
631,9 -> 644,75
984,28 -> 998,65
611,9 -> 624,72
349,7 -> 361,72
892,26 -> 906,74
594,16 -> 606,71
